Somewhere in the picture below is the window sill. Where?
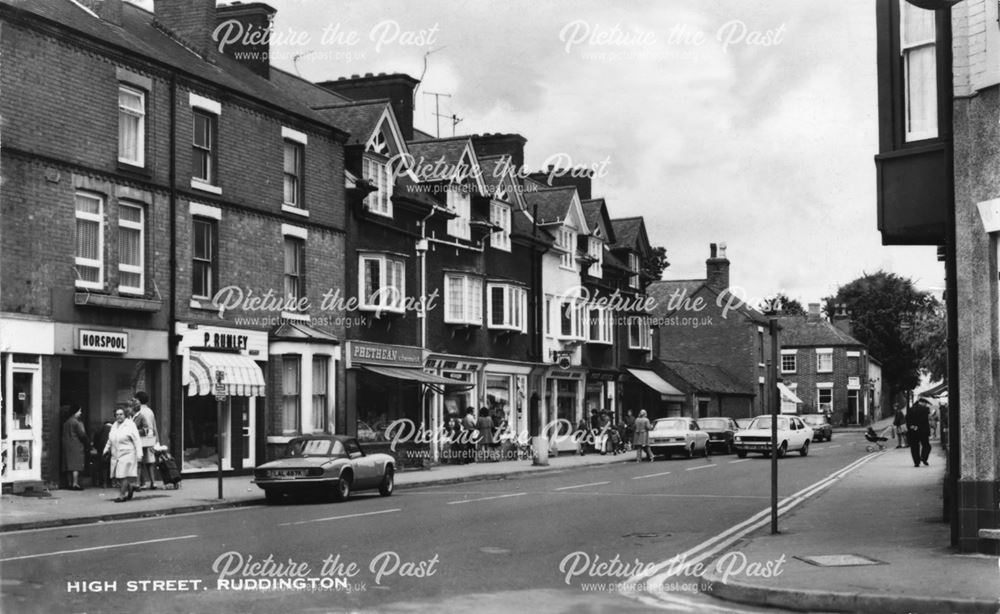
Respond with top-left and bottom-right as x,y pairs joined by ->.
75,291 -> 162,312
189,298 -> 219,312
445,321 -> 482,328
587,340 -> 614,346
191,179 -> 222,195
281,311 -> 311,322
357,305 -> 406,316
282,204 -> 310,217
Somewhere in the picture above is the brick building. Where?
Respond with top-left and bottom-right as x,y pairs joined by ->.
0,0 -> 349,485
646,244 -> 776,420
775,305 -> 872,426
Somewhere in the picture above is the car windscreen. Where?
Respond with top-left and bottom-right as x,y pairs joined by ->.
749,417 -> 788,430
653,419 -> 687,431
698,419 -> 729,430
285,439 -> 345,457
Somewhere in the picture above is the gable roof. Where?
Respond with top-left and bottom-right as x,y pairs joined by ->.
406,137 -> 487,193
581,198 -> 616,244
523,186 -> 580,225
776,316 -> 865,347
477,155 -> 527,210
313,100 -> 402,151
654,360 -> 754,396
610,217 -> 651,256
7,0 -> 343,135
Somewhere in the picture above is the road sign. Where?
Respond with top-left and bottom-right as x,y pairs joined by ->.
214,370 -> 227,401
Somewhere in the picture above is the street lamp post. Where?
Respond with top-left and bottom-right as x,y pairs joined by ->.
770,317 -> 780,534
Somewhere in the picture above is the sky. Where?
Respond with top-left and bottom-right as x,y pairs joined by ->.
139,0 -> 946,306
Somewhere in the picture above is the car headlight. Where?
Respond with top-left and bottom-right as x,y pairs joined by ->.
734,436 -> 742,443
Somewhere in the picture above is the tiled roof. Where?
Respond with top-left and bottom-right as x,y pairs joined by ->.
313,101 -> 390,146
407,138 -> 474,182
604,249 -> 628,271
646,280 -> 705,315
655,360 -> 754,396
776,316 -> 864,347
511,208 -> 555,245
581,198 -> 615,243
610,217 -> 643,250
9,0 -> 340,132
269,67 -> 351,109
523,186 -> 577,224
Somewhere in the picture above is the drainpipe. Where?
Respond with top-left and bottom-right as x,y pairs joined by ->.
168,74 -> 180,464
416,208 -> 433,461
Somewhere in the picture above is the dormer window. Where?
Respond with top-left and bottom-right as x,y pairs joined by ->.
363,134 -> 392,217
587,237 -> 603,278
490,202 -> 511,251
558,229 -> 576,269
447,186 -> 471,240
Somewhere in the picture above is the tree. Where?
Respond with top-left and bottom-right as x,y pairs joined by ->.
642,246 -> 670,281
824,271 -> 935,400
906,296 -> 947,383
759,292 -> 806,316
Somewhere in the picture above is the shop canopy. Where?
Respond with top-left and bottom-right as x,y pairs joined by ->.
188,351 -> 265,397
777,382 -> 803,404
361,365 -> 475,393
626,368 -> 685,398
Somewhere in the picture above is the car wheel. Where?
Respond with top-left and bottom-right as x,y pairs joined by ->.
334,473 -> 352,502
379,467 -> 394,497
800,440 -> 810,457
264,490 -> 282,505
776,442 -> 788,459
736,449 -> 747,459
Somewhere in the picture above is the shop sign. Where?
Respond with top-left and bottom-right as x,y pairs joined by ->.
346,340 -> 423,368
77,329 -> 128,354
176,323 -> 268,358
848,377 -> 861,389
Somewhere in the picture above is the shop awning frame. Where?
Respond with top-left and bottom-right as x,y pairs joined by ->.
361,365 -> 475,394
777,382 -> 803,404
626,368 -> 685,398
188,351 -> 266,397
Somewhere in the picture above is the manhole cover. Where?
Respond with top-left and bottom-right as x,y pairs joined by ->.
795,554 -> 885,567
479,547 -> 511,554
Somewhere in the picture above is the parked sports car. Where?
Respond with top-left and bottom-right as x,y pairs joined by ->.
697,417 -> 740,454
253,435 -> 395,504
733,415 -> 813,458
648,418 -> 711,459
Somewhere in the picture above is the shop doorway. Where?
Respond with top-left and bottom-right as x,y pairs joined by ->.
183,395 -> 257,472
4,355 -> 43,482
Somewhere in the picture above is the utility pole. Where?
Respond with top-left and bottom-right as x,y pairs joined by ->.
770,317 -> 780,534
422,91 -> 452,137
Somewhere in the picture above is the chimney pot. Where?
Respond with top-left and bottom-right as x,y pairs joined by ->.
710,243 -> 717,258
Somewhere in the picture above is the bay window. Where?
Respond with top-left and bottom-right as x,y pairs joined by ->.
359,254 -> 405,312
445,273 -> 482,325
363,154 -> 392,216
490,202 -> 511,251
488,283 -> 526,331
447,187 -> 471,240
628,316 -> 651,350
558,228 -> 576,269
588,237 -> 603,278
900,2 -> 937,142
588,307 -> 613,344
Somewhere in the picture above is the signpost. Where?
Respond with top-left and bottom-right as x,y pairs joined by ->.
770,318 -> 780,534
214,370 -> 227,500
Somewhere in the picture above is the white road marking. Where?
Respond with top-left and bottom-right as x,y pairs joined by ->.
727,459 -> 750,464
0,534 -> 198,562
446,493 -> 526,505
555,481 -> 610,491
279,508 -> 401,526
632,471 -> 673,480
685,464 -> 716,471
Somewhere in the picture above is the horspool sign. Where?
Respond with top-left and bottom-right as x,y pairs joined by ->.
76,329 -> 128,354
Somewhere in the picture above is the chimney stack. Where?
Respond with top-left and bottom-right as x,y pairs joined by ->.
154,0 -> 217,59
215,2 -> 278,79
471,133 -> 527,173
807,303 -> 822,322
832,302 -> 853,336
79,0 -> 123,25
318,73 -> 420,140
705,242 -> 730,291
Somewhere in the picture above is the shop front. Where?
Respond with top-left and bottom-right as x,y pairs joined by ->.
482,363 -> 532,449
543,367 -> 586,454
176,323 -> 267,473
585,370 -> 618,422
623,367 -> 686,420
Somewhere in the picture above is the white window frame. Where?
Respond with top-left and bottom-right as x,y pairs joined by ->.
816,385 -> 833,414
490,202 -> 511,251
358,254 -> 406,313
557,299 -> 585,340
588,237 -> 603,278
118,84 -> 145,167
628,252 -> 640,288
816,348 -> 833,373
780,382 -> 799,414
447,186 -> 471,240
559,228 -> 576,270
283,234 -> 306,311
780,349 -> 797,374
900,2 -> 938,142
117,201 -> 144,295
191,215 -> 217,301
282,139 -> 305,210
74,192 -> 104,289
587,306 -> 613,345
628,315 -> 651,350
487,283 -> 526,332
444,273 -> 482,325
191,107 -> 220,193
362,153 -> 392,217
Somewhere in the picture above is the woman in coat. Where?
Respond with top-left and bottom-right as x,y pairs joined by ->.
633,409 -> 654,462
103,406 -> 142,502
61,405 -> 89,490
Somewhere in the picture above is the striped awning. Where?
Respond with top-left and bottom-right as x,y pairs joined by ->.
188,352 -> 265,397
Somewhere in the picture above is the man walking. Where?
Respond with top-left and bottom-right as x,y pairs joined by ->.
892,405 -> 907,448
906,398 -> 932,467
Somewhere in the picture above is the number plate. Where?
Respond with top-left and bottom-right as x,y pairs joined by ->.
270,469 -> 306,478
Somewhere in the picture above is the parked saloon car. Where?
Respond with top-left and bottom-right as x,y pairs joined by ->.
253,435 -> 395,504
648,417 -> 711,459
733,415 -> 813,459
800,413 -> 833,442
697,417 -> 740,454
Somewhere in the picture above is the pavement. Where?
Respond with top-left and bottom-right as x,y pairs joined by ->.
5,425 -> 997,614
700,438 -> 1000,613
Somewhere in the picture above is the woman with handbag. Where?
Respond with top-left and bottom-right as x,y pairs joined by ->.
131,391 -> 159,490
103,406 -> 142,502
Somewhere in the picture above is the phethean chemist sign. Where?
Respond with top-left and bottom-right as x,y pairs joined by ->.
76,329 -> 129,354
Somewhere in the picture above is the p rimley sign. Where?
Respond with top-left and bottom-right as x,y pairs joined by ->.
77,329 -> 128,354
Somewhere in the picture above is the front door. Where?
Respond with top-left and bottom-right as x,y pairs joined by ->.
230,397 -> 256,470
4,356 -> 43,482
